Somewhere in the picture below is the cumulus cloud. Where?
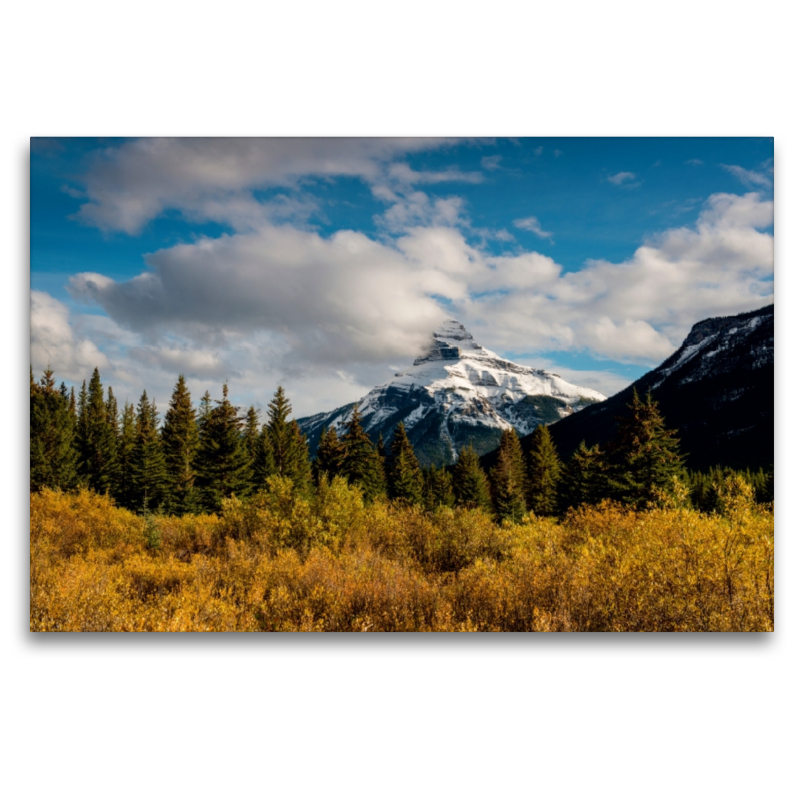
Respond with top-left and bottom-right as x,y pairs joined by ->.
31,291 -> 110,380
513,216 -> 553,239
608,171 -> 637,185
68,191 -> 773,383
73,137 -> 463,234
721,163 -> 773,189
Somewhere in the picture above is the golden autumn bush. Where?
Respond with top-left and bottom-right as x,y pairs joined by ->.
30,483 -> 774,632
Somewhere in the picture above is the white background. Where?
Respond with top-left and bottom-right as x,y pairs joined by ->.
4,2 -> 797,798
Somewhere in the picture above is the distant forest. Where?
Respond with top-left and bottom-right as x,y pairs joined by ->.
30,366 -> 774,520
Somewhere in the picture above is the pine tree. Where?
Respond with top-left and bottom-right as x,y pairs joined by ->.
130,391 -> 169,512
527,424 -> 562,516
252,424 -> 277,490
313,426 -> 345,484
195,384 -> 251,511
489,429 -> 527,523
75,368 -> 117,494
386,422 -> 424,505
559,441 -> 607,511
114,402 -> 137,510
423,465 -> 455,511
606,389 -> 684,509
161,375 -> 200,515
30,368 -> 78,491
452,445 -> 492,512
340,404 -> 386,502
264,387 -> 312,494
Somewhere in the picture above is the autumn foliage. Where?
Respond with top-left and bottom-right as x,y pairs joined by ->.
31,475 -> 773,632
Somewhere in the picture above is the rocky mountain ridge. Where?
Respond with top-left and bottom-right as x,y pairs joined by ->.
298,320 -> 605,466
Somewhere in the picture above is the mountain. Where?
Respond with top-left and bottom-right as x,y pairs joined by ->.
297,320 -> 605,466
518,304 -> 774,472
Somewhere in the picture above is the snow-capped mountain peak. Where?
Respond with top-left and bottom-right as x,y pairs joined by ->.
298,320 -> 606,466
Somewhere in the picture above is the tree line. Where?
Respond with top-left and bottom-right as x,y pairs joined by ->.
30,367 -> 772,519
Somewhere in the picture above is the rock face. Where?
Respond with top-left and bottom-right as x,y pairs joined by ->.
297,320 -> 605,466
539,304 -> 774,471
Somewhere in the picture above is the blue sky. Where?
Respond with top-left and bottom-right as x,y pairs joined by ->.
30,137 -> 774,416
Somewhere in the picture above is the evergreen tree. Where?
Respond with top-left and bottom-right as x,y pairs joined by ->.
114,402 -> 137,510
75,368 -> 117,494
489,429 -> 527,523
264,387 -> 312,493
423,465 -> 455,511
452,445 -> 492,512
313,426 -> 345,484
527,424 -> 562,516
252,423 -> 277,490
606,389 -> 684,509
161,375 -> 200,515
195,384 -> 251,511
130,391 -> 169,512
559,441 -> 607,511
340,405 -> 386,502
386,422 -> 424,505
30,368 -> 78,491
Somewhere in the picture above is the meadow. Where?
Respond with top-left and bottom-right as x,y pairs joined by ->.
30,476 -> 773,632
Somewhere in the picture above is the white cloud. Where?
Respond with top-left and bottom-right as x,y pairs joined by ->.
513,216 -> 553,239
73,137 -> 463,234
30,291 -> 110,381
685,159 -> 703,166
608,171 -> 637,185
721,163 -> 773,188
63,191 -> 773,414
481,155 -> 502,170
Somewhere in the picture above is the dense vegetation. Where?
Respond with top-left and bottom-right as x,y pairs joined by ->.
30,367 -> 774,632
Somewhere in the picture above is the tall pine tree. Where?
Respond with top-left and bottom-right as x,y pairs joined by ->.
489,429 -> 527,523
606,389 -> 684,509
76,368 -> 117,494
130,391 -> 169,512
195,384 -> 251,511
114,402 -> 137,510
340,404 -> 386,502
452,445 -> 492,512
30,368 -> 78,491
161,375 -> 200,515
263,387 -> 311,494
559,441 -> 607,511
313,426 -> 345,485
386,422 -> 424,505
423,465 -> 455,511
527,424 -> 562,516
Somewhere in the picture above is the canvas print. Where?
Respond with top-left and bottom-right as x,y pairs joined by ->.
29,137 -> 774,632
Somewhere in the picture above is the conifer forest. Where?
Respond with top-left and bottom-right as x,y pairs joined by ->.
30,367 -> 774,632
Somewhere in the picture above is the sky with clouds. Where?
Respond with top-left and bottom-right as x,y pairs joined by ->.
30,137 -> 774,417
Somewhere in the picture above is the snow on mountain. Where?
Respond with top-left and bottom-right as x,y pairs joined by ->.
298,320 -> 605,466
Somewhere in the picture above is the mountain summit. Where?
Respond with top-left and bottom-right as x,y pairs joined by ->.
298,320 -> 605,466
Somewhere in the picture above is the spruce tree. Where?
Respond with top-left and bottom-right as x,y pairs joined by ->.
75,368 -> 117,494
114,402 -> 137,510
559,441 -> 606,511
606,389 -> 684,509
264,387 -> 312,494
452,445 -> 492,512
195,384 -> 251,511
313,426 -> 345,484
161,375 -> 200,515
527,424 -> 562,516
423,465 -> 455,511
252,423 -> 277,490
489,429 -> 527,523
340,404 -> 386,502
130,391 -> 169,512
386,422 -> 424,505
30,368 -> 78,491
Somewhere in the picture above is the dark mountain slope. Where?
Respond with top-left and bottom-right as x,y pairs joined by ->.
482,304 -> 774,473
